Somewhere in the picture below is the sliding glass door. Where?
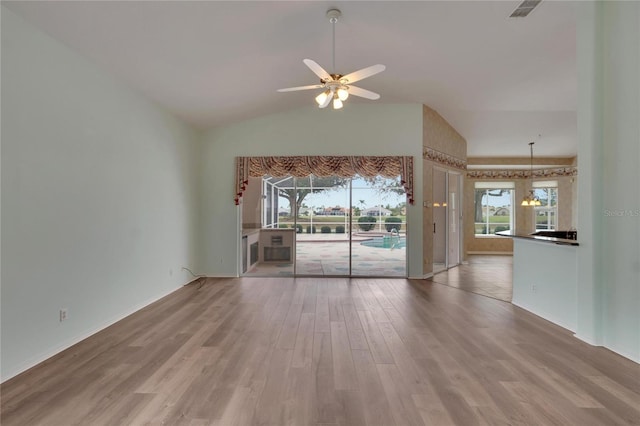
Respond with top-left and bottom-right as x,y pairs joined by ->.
351,176 -> 406,276
294,176 -> 351,275
244,173 -> 407,277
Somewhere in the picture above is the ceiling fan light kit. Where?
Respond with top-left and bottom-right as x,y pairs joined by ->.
278,9 -> 385,110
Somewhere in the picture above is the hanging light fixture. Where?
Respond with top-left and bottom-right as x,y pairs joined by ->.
277,9 -> 385,110
521,141 -> 541,206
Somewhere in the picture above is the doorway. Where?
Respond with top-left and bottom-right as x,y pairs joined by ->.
432,167 -> 462,274
243,174 -> 407,277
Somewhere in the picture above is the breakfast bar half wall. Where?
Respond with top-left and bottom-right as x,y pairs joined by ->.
498,230 -> 579,332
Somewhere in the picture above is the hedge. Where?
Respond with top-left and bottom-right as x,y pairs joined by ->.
384,217 -> 402,232
357,216 -> 377,231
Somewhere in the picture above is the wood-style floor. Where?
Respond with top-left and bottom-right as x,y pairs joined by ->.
433,255 -> 513,302
2,275 -> 639,425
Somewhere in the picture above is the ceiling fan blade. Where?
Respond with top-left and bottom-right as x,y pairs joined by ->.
277,84 -> 324,92
341,64 -> 386,84
303,59 -> 332,81
348,86 -> 381,100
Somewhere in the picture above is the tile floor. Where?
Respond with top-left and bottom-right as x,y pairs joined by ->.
431,254 -> 513,302
247,233 -> 406,277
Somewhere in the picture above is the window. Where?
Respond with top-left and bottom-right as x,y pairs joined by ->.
262,176 -> 295,228
533,181 -> 558,230
474,182 -> 515,236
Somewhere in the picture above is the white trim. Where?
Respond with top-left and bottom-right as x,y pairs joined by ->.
574,334 -> 639,364
532,180 -> 558,188
573,333 -> 602,346
409,273 -> 434,279
1,284 -> 185,383
467,251 -> 513,255
512,301 -> 575,332
474,181 -> 515,189
205,273 -> 238,278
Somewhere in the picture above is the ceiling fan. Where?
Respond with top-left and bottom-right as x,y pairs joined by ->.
277,9 -> 385,110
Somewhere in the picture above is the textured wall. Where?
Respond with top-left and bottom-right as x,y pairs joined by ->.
422,106 -> 467,275
423,105 -> 467,160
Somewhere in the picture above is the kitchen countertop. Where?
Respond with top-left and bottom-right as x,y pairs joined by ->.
496,230 -> 579,246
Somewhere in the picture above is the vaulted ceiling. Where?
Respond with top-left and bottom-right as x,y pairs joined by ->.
3,1 -> 577,158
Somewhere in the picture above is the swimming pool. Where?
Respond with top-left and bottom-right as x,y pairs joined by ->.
360,236 -> 406,249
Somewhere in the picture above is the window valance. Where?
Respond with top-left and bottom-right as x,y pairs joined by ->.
235,156 -> 414,205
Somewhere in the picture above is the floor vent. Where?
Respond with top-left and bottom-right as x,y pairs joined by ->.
509,0 -> 543,18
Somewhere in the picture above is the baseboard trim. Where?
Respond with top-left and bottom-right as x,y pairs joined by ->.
1,284 -> 185,383
467,251 -> 513,255
573,333 -> 601,346
512,300 -> 575,333
408,273 -> 434,280
573,334 -> 639,365
203,273 -> 238,278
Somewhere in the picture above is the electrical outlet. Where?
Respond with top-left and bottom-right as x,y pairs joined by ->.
169,268 -> 173,276
531,284 -> 537,293
59,308 -> 68,322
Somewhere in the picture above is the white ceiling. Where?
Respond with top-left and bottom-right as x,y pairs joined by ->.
3,1 -> 578,158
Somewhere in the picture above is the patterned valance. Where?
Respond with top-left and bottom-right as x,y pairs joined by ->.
466,167 -> 578,180
235,156 -> 414,205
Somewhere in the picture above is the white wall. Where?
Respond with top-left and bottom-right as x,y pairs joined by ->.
576,1 -> 640,362
512,239 -> 577,332
199,104 -> 424,277
1,8 -> 200,380
599,1 -> 640,363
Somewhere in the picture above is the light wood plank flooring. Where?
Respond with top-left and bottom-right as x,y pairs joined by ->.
433,255 -> 513,302
2,276 -> 639,425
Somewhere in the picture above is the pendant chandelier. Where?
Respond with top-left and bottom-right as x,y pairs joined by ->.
521,142 -> 541,206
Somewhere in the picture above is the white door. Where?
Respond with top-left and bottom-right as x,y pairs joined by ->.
447,172 -> 461,267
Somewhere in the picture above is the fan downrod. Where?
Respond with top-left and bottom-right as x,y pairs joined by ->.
326,9 -> 341,23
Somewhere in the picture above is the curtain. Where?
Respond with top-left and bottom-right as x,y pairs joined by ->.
235,156 -> 414,205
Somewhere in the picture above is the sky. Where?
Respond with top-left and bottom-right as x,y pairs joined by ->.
275,176 -> 406,211
480,190 -> 513,208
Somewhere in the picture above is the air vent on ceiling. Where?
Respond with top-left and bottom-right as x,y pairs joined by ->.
509,0 -> 542,18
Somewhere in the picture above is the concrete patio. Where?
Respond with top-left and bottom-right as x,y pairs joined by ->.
246,232 -> 406,277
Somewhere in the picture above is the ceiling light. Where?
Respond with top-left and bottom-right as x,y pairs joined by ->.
277,9 -> 385,110
337,87 -> 349,101
315,90 -> 329,105
333,95 -> 343,110
521,141 -> 542,207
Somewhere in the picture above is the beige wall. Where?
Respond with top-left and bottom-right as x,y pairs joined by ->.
423,105 -> 467,160
422,105 -> 467,275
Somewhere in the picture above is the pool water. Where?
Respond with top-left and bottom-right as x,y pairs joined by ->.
360,236 -> 406,249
